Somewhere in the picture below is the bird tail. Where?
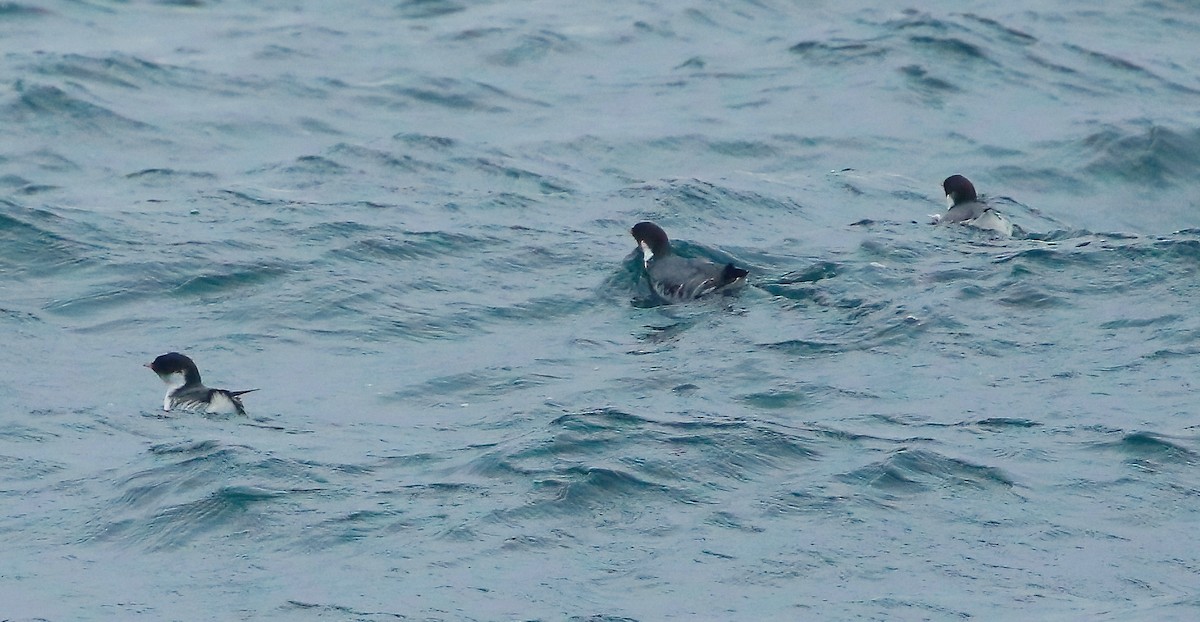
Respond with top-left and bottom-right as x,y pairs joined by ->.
721,263 -> 749,284
229,388 -> 259,398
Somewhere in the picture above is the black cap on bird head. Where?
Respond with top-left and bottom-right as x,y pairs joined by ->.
942,175 -> 977,206
630,221 -> 672,257
145,352 -> 202,385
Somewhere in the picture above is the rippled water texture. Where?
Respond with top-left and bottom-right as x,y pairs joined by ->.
2,1 -> 1199,620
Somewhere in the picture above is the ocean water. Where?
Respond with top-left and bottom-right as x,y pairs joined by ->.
2,0 -> 1199,620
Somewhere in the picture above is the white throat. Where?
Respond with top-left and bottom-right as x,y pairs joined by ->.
160,370 -> 188,391
639,240 -> 654,266
945,194 -> 955,210
161,371 -> 188,411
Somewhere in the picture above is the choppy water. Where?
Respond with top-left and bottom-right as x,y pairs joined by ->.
3,1 -> 1200,620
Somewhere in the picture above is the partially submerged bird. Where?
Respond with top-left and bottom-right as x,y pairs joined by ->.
932,174 -> 1014,237
630,221 -> 748,303
146,352 -> 257,415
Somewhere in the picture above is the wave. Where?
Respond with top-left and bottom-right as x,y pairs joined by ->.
0,3 -> 49,17
44,259 -> 292,317
396,0 -> 466,20
0,198 -> 93,277
1097,431 -> 1198,465
4,82 -> 154,133
1080,124 -> 1200,187
840,447 -> 1016,494
85,439 -> 339,550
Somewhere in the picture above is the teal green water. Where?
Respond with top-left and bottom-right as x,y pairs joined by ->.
2,2 -> 1199,620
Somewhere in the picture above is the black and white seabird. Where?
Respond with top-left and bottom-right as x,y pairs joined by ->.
933,174 -> 1014,237
630,221 -> 748,303
146,352 -> 256,415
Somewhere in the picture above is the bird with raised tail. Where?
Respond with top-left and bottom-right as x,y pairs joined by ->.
630,221 -> 748,303
932,174 -> 1014,237
146,352 -> 257,415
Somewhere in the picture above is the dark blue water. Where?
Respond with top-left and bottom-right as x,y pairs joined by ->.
3,1 -> 1199,620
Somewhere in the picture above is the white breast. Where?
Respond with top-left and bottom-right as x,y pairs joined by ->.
205,391 -> 241,414
966,210 -> 1014,237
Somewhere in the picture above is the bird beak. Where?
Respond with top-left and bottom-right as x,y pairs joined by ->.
143,363 -> 153,369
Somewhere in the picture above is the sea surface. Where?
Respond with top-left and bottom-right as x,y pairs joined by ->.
2,1 -> 1199,620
